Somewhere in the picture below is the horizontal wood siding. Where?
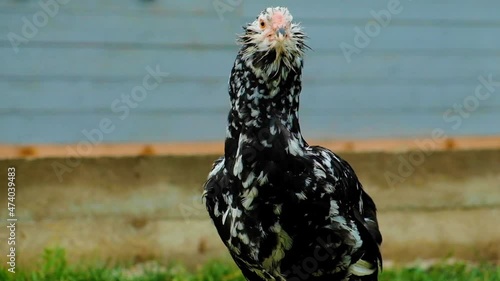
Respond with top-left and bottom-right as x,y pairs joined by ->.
1,0 -> 499,143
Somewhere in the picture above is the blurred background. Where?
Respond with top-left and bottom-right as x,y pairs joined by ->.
0,0 -> 500,276
1,0 -> 500,143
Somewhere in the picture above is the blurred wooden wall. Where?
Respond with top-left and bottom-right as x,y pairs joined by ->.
1,150 -> 499,267
1,0 -> 499,143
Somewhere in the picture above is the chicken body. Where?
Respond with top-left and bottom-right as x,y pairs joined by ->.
204,7 -> 382,281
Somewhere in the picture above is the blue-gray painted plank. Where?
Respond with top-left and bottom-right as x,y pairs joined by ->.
302,84 -> 500,111
1,48 -> 499,81
1,14 -> 500,51
242,0 -> 500,22
2,81 -> 500,112
0,0 -> 243,17
0,48 -> 235,78
2,0 -> 499,21
1,111 -> 499,143
308,25 -> 500,52
0,15 -> 242,47
0,80 -> 230,111
303,54 -> 500,81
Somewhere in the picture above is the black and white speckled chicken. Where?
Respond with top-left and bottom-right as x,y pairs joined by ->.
203,7 -> 382,281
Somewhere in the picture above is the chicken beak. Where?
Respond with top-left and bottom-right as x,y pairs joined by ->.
276,27 -> 286,40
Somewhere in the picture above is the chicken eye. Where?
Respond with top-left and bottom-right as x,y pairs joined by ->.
260,20 -> 266,29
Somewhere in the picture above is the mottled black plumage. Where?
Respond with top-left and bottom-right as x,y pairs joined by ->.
204,7 -> 382,281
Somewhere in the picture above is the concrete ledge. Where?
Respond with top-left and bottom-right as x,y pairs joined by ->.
0,148 -> 499,268
1,136 -> 500,159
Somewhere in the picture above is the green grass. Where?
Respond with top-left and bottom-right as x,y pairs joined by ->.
1,249 -> 499,281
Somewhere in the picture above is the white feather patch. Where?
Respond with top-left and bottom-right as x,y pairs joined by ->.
241,187 -> 258,209
295,192 -> 307,200
233,155 -> 243,176
222,208 -> 230,225
242,172 -> 256,188
287,138 -> 303,156
329,200 -> 339,217
348,259 -> 376,276
208,158 -> 225,178
257,171 -> 269,185
314,167 -> 327,179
